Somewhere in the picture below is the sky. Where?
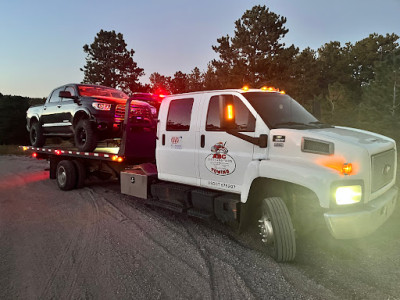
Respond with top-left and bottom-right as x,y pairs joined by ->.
1,0 -> 399,98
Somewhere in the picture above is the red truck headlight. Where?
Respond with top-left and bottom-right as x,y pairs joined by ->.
92,102 -> 111,111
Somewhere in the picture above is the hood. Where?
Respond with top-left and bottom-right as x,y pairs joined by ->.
309,126 -> 395,155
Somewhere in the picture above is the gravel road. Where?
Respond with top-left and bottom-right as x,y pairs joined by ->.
1,155 -> 399,299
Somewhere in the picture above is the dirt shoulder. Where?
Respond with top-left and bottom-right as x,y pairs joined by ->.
1,155 -> 399,299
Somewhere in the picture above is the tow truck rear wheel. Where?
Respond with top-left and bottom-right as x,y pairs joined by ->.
72,160 -> 86,189
56,160 -> 77,191
259,197 -> 296,262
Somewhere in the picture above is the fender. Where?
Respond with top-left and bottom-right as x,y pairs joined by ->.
27,113 -> 41,130
241,158 -> 341,208
72,108 -> 92,125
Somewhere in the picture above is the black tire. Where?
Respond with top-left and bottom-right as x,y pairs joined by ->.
30,121 -> 46,147
56,160 -> 77,191
259,197 -> 296,262
49,157 -> 58,179
74,119 -> 97,152
72,160 -> 86,189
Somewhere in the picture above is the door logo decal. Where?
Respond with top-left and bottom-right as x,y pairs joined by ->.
170,136 -> 182,149
205,142 -> 236,176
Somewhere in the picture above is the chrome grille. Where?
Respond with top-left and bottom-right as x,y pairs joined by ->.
115,104 -> 126,123
130,105 -> 152,119
371,149 -> 395,193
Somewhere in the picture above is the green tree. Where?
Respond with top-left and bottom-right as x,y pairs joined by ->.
212,5 -> 296,88
359,52 -> 400,136
187,67 -> 204,92
0,96 -> 30,144
350,33 -> 399,87
149,72 -> 172,95
81,30 -> 144,94
170,71 -> 188,94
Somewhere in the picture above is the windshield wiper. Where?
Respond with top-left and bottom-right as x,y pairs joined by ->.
274,121 -> 314,128
308,121 -> 333,128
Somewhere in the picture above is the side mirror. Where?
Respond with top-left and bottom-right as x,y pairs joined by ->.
258,134 -> 268,148
219,95 -> 236,130
59,91 -> 73,98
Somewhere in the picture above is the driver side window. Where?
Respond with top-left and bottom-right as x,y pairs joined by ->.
206,95 -> 255,132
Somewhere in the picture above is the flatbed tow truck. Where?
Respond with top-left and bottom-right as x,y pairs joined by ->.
21,88 -> 398,262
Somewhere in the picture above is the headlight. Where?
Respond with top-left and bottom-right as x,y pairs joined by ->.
92,102 -> 111,110
335,185 -> 362,205
150,107 -> 157,116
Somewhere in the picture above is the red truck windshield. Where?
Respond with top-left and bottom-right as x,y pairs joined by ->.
78,85 -> 128,99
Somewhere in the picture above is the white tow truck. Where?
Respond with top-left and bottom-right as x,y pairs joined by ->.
22,87 -> 398,262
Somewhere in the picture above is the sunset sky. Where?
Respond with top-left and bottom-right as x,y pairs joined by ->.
1,0 -> 399,98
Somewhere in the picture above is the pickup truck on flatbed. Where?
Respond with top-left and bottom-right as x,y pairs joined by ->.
26,84 -> 156,152
22,87 -> 398,262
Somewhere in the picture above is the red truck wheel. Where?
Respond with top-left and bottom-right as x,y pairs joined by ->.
74,119 -> 97,152
30,121 -> 46,147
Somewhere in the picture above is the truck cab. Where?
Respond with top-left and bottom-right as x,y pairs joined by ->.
154,88 -> 397,260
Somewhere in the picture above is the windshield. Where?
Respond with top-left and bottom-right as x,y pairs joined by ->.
78,85 -> 128,99
242,92 -> 326,129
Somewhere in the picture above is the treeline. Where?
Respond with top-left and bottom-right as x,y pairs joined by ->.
146,6 -> 400,139
1,5 -> 399,145
0,93 -> 45,145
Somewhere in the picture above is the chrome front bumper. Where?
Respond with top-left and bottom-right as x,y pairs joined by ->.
324,186 -> 398,239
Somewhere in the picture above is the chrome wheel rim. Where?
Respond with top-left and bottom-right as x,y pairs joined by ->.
57,166 -> 67,186
259,215 -> 274,245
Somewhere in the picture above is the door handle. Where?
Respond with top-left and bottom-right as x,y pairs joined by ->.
57,105 -> 61,108
201,134 -> 205,148
43,107 -> 47,110
162,134 -> 165,145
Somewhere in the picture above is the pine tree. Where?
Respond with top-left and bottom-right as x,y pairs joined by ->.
81,30 -> 144,94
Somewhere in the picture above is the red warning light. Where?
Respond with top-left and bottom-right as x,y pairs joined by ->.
32,152 -> 37,158
55,150 -> 61,155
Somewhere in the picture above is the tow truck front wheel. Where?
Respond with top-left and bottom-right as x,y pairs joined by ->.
56,160 -> 77,191
259,197 -> 296,262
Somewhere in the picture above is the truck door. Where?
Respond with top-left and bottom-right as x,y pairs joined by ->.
41,87 -> 64,133
198,94 -> 256,193
156,96 -> 201,186
57,85 -> 76,133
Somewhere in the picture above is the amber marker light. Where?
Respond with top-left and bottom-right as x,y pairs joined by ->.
342,163 -> 353,175
242,85 -> 249,91
261,86 -> 268,91
227,104 -> 234,120
117,157 -> 124,163
112,155 -> 118,161
316,156 -> 358,176
22,146 -> 28,151
280,91 -> 285,94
